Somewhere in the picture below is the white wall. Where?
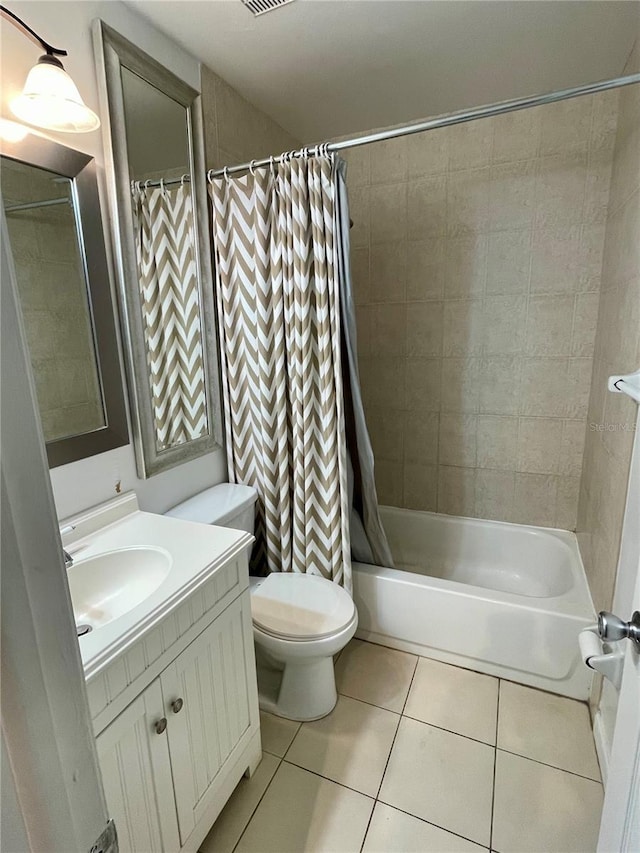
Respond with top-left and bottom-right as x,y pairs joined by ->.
1,1 -> 227,519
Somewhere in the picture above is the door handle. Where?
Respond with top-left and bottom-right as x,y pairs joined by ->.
598,611 -> 640,650
171,698 -> 184,714
154,717 -> 168,735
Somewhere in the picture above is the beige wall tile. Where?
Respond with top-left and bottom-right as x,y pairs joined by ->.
513,473 -> 558,527
372,304 -> 406,358
447,167 -> 491,235
477,415 -> 518,470
370,137 -> 407,185
486,229 -> 532,295
406,238 -> 446,301
370,241 -> 407,302
371,184 -> 407,242
539,96 -> 593,156
439,413 -> 477,467
519,357 -> 568,417
572,292 -> 599,356
445,235 -> 488,298
404,411 -> 439,464
351,247 -> 370,305
475,469 -> 516,521
375,459 -> 403,506
341,88 -> 616,531
535,153 -> 589,229
405,358 -> 442,411
368,409 -> 405,462
517,417 -> 563,474
525,295 -> 575,356
341,146 -> 370,187
407,176 -> 447,239
448,119 -> 493,171
443,299 -> 484,356
349,186 -> 371,248
403,463 -> 438,511
556,475 -> 580,530
483,296 -> 527,355
489,160 -> 536,230
530,226 -> 582,294
491,108 -> 541,163
441,358 -> 480,413
406,301 -> 444,357
438,465 -> 477,516
407,128 -> 449,177
479,356 -> 522,415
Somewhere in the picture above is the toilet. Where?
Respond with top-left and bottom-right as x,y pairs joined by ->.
166,483 -> 358,721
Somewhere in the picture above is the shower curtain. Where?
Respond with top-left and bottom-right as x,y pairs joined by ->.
209,152 -> 391,592
132,182 -> 207,450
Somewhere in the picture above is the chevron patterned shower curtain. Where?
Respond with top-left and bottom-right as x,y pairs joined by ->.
132,183 -> 208,450
209,155 -> 352,591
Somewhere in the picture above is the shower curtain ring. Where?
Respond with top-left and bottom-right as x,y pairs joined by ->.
249,159 -> 257,175
180,173 -> 187,186
223,166 -> 230,181
144,179 -> 151,189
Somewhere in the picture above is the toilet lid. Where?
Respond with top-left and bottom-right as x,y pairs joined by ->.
251,573 -> 355,640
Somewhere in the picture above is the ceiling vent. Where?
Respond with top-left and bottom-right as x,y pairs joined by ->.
241,0 -> 295,16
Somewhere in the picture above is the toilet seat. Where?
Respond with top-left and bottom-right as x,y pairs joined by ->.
251,573 -> 355,641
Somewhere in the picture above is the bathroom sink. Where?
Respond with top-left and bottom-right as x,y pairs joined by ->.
68,546 -> 172,632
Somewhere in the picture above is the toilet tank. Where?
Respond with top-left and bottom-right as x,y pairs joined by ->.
166,483 -> 258,534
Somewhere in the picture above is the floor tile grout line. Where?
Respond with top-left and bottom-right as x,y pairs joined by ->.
336,689 -> 403,715
282,757 -> 378,800
279,721 -> 302,762
489,678 -> 501,850
375,796 -> 492,850
496,747 -> 603,784
230,756 -> 283,853
360,657 -> 420,853
401,712 -> 497,748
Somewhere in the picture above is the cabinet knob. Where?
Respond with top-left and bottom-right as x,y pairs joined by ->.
171,698 -> 184,714
154,717 -> 168,735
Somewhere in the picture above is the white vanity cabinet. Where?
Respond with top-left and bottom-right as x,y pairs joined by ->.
90,554 -> 261,853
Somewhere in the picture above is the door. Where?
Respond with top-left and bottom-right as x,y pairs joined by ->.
96,679 -> 180,853
1,209 -> 111,851
160,594 -> 256,844
598,407 -> 640,852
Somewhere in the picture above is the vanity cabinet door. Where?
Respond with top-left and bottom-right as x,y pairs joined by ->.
160,593 -> 257,844
96,679 -> 180,853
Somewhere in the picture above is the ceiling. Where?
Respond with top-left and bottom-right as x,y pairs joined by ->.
126,0 -> 640,142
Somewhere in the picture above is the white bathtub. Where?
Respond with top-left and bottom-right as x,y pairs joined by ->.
352,506 -> 596,699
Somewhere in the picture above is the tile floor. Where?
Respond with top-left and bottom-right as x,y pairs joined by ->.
200,639 -> 603,853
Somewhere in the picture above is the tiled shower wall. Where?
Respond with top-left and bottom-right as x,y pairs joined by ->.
201,66 -> 300,173
344,91 -> 619,529
578,48 -> 640,612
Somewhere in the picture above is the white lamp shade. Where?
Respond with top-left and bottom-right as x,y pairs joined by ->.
10,60 -> 100,133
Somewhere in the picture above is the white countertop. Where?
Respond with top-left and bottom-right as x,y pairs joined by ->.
63,493 -> 253,680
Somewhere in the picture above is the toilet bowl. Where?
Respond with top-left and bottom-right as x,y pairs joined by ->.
166,483 -> 358,721
249,573 -> 357,720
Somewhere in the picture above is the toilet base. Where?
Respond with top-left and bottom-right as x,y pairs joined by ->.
257,654 -> 339,721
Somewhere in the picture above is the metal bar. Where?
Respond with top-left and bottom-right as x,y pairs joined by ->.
132,174 -> 190,189
4,197 -> 70,213
208,72 -> 640,179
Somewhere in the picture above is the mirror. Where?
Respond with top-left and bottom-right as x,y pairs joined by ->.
94,21 -> 222,479
1,133 -> 128,467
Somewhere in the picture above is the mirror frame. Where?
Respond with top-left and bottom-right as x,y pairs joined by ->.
93,20 -> 223,479
1,132 -> 129,467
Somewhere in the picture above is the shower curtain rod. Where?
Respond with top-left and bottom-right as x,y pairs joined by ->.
4,197 -> 70,213
208,71 -> 640,179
